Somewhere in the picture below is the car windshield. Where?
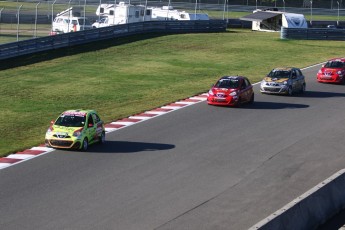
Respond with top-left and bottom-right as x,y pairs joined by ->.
268,70 -> 291,79
55,115 -> 86,127
324,61 -> 344,68
215,78 -> 239,89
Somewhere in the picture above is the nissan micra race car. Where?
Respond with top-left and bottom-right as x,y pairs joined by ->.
260,67 -> 306,96
45,109 -> 105,151
317,58 -> 345,84
207,76 -> 254,106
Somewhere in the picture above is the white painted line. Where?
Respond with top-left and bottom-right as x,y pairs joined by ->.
31,146 -> 54,152
0,163 -> 11,169
175,101 -> 196,105
161,106 -> 182,110
145,111 -> 167,115
128,116 -> 153,120
190,96 -> 207,101
110,121 -> 136,126
6,154 -> 36,160
105,128 -> 118,133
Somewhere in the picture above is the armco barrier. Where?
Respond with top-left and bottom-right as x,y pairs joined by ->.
281,27 -> 345,40
249,169 -> 345,230
0,20 -> 226,60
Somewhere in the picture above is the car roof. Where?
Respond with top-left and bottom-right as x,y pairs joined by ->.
328,58 -> 345,62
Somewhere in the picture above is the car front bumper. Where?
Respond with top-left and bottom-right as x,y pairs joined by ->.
317,74 -> 344,83
45,137 -> 82,149
207,96 -> 239,106
260,84 -> 289,95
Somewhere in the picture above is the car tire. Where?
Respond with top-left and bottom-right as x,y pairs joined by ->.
249,93 -> 254,104
300,84 -> 306,94
288,86 -> 293,96
82,138 -> 88,151
99,132 -> 105,144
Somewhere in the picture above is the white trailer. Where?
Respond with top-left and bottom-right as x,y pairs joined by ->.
240,9 -> 307,32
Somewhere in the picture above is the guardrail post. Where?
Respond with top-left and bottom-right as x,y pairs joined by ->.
17,5 -> 23,41
0,8 -> 3,35
34,2 -> 40,38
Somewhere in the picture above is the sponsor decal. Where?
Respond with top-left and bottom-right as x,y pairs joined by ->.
63,111 -> 87,117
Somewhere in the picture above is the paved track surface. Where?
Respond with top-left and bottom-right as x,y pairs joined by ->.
1,64 -> 345,230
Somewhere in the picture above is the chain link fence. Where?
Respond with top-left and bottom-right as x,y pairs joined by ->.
0,0 -> 343,43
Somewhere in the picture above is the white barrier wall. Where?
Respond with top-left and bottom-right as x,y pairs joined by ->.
249,169 -> 345,230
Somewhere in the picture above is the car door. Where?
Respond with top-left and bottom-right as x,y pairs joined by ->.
86,113 -> 97,144
291,69 -> 299,92
244,78 -> 253,101
294,69 -> 304,91
92,113 -> 104,140
239,78 -> 250,103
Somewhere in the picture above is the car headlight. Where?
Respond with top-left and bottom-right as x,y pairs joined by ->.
337,70 -> 342,75
230,91 -> 237,96
208,89 -> 214,95
283,81 -> 288,85
46,127 -> 53,135
73,128 -> 83,137
318,70 -> 322,74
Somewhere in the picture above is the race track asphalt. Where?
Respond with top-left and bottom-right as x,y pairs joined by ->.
1,63 -> 345,230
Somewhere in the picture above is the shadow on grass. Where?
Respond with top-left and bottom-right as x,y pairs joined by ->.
0,33 -> 173,71
83,140 -> 175,154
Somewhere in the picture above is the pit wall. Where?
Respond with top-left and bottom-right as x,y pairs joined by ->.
249,169 -> 345,230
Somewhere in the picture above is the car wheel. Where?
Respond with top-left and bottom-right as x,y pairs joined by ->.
300,84 -> 306,94
288,86 -> 293,96
82,138 -> 88,151
249,93 -> 254,104
99,132 -> 105,144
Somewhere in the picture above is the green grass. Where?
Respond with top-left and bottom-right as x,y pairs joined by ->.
0,29 -> 344,157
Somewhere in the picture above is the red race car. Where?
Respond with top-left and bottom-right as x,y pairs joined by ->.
207,76 -> 254,106
317,58 -> 345,84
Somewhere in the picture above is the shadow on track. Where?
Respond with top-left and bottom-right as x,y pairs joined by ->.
302,90 -> 345,98
86,140 -> 175,153
211,101 -> 309,110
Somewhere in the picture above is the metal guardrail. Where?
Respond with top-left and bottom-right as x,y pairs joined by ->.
281,27 -> 345,40
0,20 -> 226,60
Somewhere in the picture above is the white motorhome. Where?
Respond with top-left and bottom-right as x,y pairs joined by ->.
240,9 -> 307,32
52,7 -> 92,33
150,6 -> 209,21
93,2 -> 152,28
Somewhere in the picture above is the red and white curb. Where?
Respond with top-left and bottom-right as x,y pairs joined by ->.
0,93 -> 208,170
